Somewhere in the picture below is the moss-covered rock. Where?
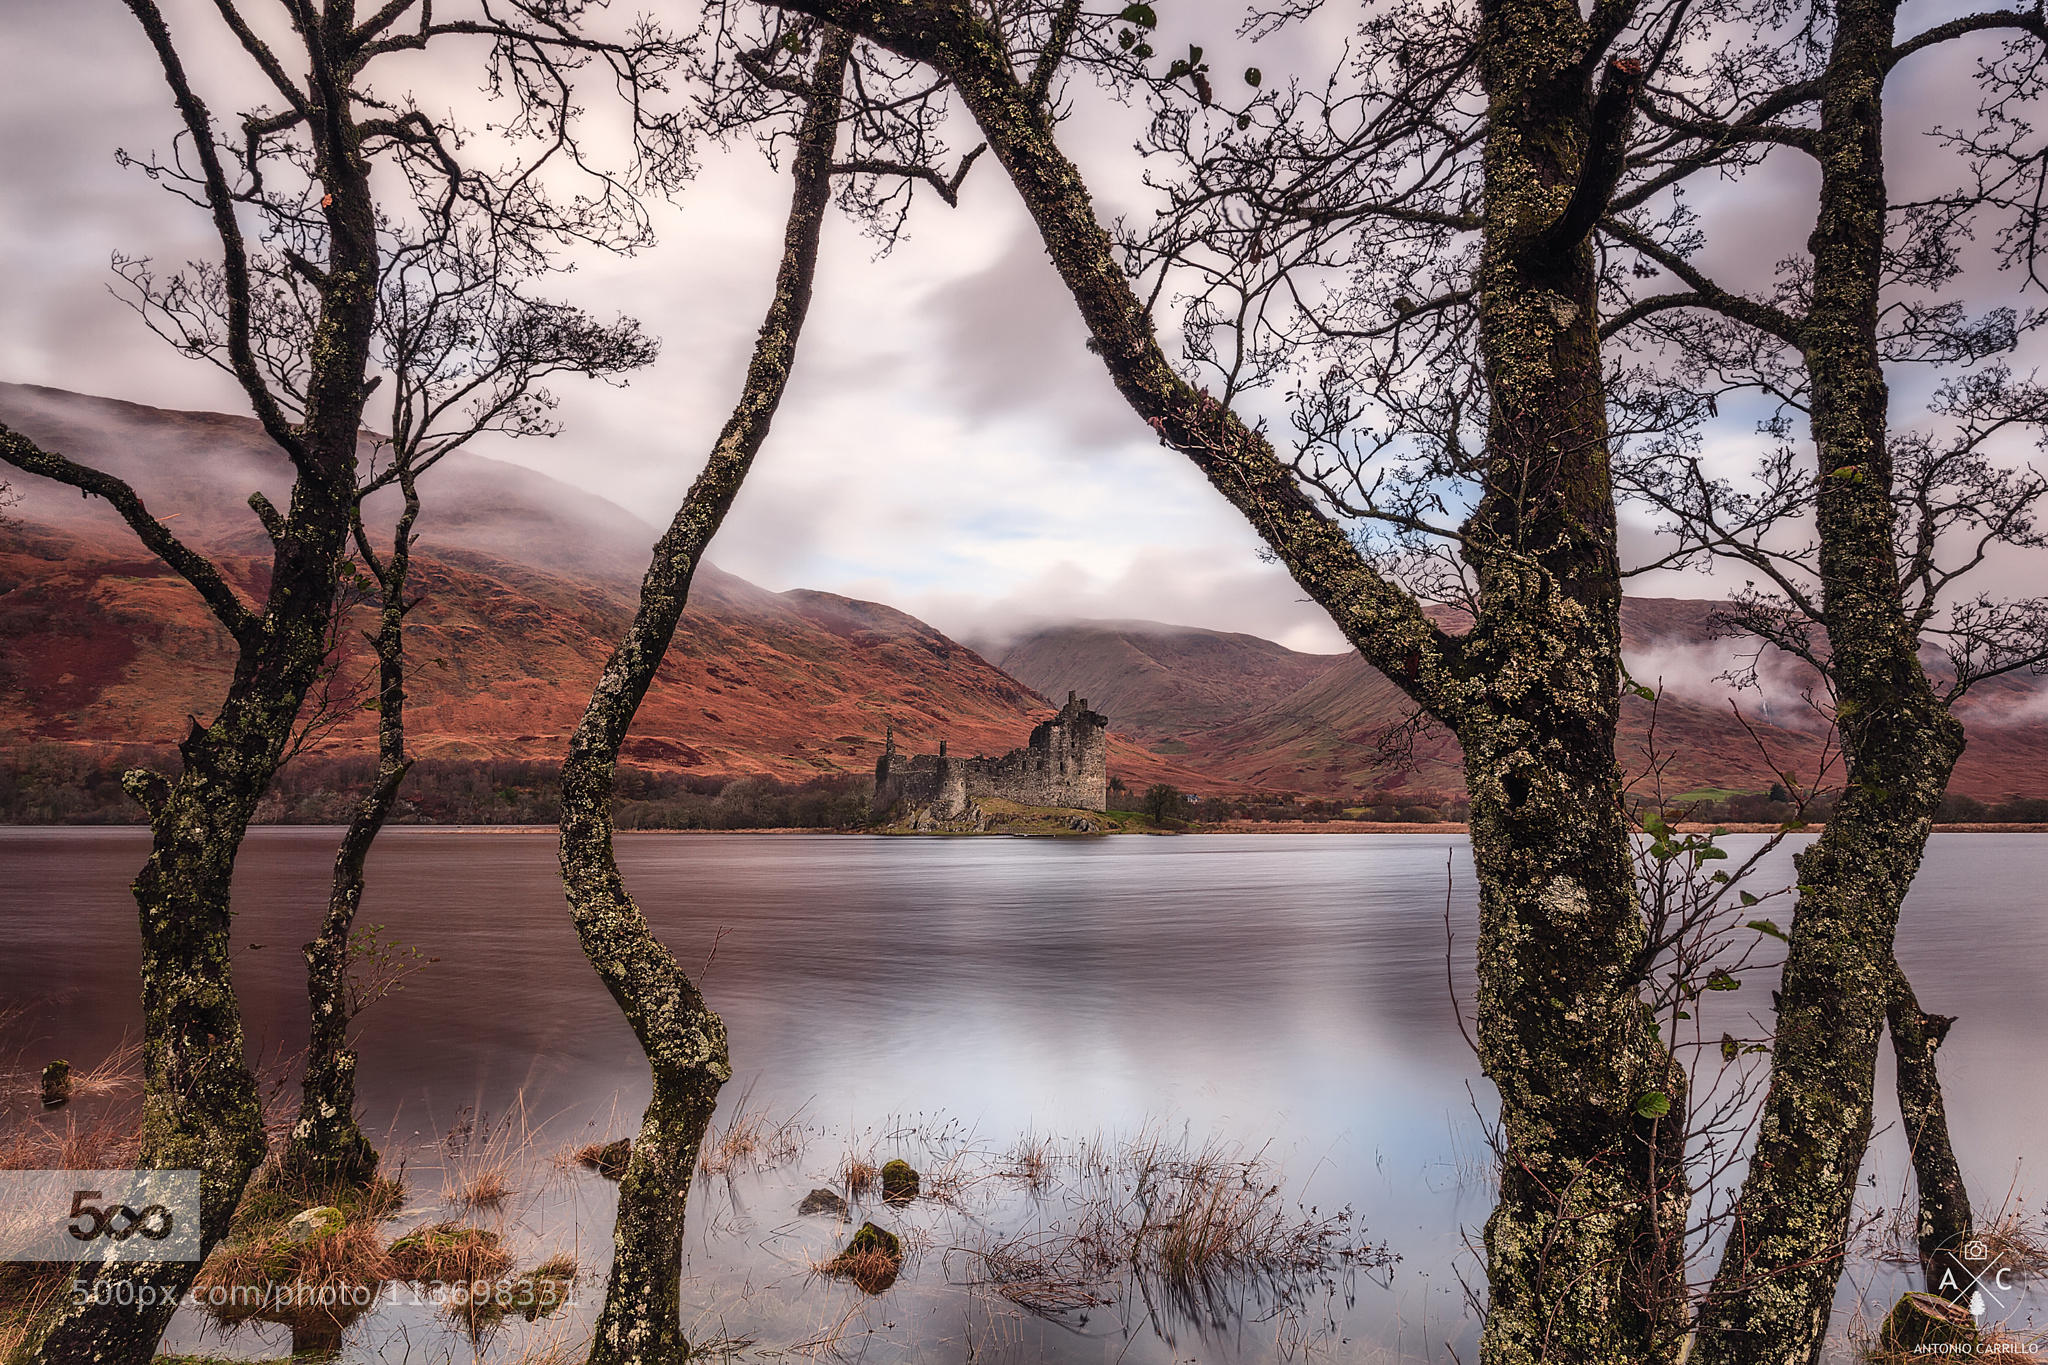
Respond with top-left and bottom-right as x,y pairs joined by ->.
825,1221 -> 903,1294
40,1059 -> 71,1108
283,1205 -> 344,1243
578,1137 -> 632,1181
880,1159 -> 919,1204
1879,1291 -> 1979,1353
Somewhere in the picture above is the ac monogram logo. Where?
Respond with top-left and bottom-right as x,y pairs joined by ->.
1934,1235 -> 2020,1319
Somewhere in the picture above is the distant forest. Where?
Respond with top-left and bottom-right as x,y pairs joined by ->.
5,744 -> 2044,828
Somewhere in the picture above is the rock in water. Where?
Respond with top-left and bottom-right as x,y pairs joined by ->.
881,1159 -> 920,1204
825,1221 -> 903,1294
579,1138 -> 632,1181
285,1206 -> 345,1243
39,1060 -> 70,1108
1879,1291 -> 1979,1352
798,1188 -> 850,1218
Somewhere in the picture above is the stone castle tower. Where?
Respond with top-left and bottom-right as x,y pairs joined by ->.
873,692 -> 1109,817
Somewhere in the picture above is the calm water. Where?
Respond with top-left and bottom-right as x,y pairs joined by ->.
1,829 -> 2044,1361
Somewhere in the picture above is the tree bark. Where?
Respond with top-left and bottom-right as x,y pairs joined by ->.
1888,962 -> 1973,1294
742,2 -> 1685,1358
560,32 -> 851,1365
1692,0 -> 1969,1358
10,8 -> 382,1356
279,486 -> 421,1189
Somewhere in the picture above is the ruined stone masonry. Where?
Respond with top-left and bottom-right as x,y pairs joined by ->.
873,692 -> 1109,816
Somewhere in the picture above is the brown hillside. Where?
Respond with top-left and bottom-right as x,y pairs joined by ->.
0,385 -> 1210,792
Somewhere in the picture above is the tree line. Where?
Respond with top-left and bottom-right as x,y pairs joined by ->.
2,0 -> 2046,1362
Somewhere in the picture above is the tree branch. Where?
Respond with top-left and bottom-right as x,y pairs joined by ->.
0,424 -> 259,642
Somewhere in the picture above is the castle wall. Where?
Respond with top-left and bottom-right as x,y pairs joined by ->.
874,693 -> 1108,817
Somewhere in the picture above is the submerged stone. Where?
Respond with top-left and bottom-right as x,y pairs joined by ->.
798,1188 -> 850,1218
880,1158 -> 919,1204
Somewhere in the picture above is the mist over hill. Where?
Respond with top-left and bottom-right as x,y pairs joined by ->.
4,382 -> 2045,814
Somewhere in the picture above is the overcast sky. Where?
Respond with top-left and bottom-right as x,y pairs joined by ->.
0,0 -> 2033,658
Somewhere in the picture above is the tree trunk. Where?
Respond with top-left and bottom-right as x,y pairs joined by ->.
280,493 -> 419,1189
561,33 -> 851,1365
21,8 -> 383,1343
1692,0 -> 1969,1358
1464,13 -> 1688,1359
744,1 -> 1684,1357
1888,962 -> 1973,1294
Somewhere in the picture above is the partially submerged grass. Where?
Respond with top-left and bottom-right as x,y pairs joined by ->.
385,1220 -> 516,1285
701,1089 -> 807,1177
448,1162 -> 514,1210
839,1152 -> 880,1197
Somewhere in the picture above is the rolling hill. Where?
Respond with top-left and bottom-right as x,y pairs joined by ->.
5,381 -> 2044,810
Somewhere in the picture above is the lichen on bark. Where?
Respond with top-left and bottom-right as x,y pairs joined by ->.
560,32 -> 852,1365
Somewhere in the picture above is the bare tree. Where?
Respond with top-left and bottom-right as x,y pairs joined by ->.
279,233 -> 660,1190
1591,0 -> 2048,1349
0,4 -> 684,1358
557,17 -> 980,1362
729,0 -> 1711,1357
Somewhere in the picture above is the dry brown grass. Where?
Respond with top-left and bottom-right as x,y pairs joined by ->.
384,1220 -> 515,1285
192,1218 -> 389,1329
1003,1130 -> 1054,1191
447,1162 -> 514,1210
838,1153 -> 880,1197
700,1094 -> 806,1177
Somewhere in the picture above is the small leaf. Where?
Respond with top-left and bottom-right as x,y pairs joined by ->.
1739,890 -> 1759,906
1118,2 -> 1158,27
1635,1091 -> 1672,1119
1189,44 -> 1203,65
1133,41 -> 1153,58
1706,970 -> 1740,991
1236,112 -> 1251,130
1118,27 -> 1135,48
1747,918 -> 1789,943
1244,65 -> 1262,86
1720,1033 -> 1740,1061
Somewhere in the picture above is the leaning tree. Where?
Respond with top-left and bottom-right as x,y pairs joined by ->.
279,233 -> 660,1190
0,3 -> 684,1357
557,14 -> 980,1362
736,0 -> 1707,1357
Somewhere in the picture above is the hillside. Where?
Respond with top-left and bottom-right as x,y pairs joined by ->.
0,384 -> 1211,793
6,381 -> 2044,810
996,606 -> 2048,802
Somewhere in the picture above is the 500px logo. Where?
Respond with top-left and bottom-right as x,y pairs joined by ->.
0,1170 -> 201,1263
66,1188 -> 177,1244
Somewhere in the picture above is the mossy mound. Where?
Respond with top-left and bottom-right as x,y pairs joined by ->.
577,1137 -> 632,1180
1879,1291 -> 1979,1353
825,1221 -> 903,1294
880,1159 -> 920,1203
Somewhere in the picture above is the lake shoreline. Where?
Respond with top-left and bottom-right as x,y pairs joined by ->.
13,821 -> 2048,834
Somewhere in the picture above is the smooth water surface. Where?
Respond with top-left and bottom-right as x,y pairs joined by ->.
2,829 -> 2044,1361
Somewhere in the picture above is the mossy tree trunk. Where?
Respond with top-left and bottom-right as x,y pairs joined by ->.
1692,0 -> 1969,1357
560,33 -> 851,1365
746,1 -> 1685,1356
279,480 -> 422,1190
3,11 -> 379,1358
1888,963 -> 1972,1293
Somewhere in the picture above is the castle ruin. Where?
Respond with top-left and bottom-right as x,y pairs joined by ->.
873,692 -> 1109,817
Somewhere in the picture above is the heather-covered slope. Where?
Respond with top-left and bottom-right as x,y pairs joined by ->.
0,384 -> 1209,792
